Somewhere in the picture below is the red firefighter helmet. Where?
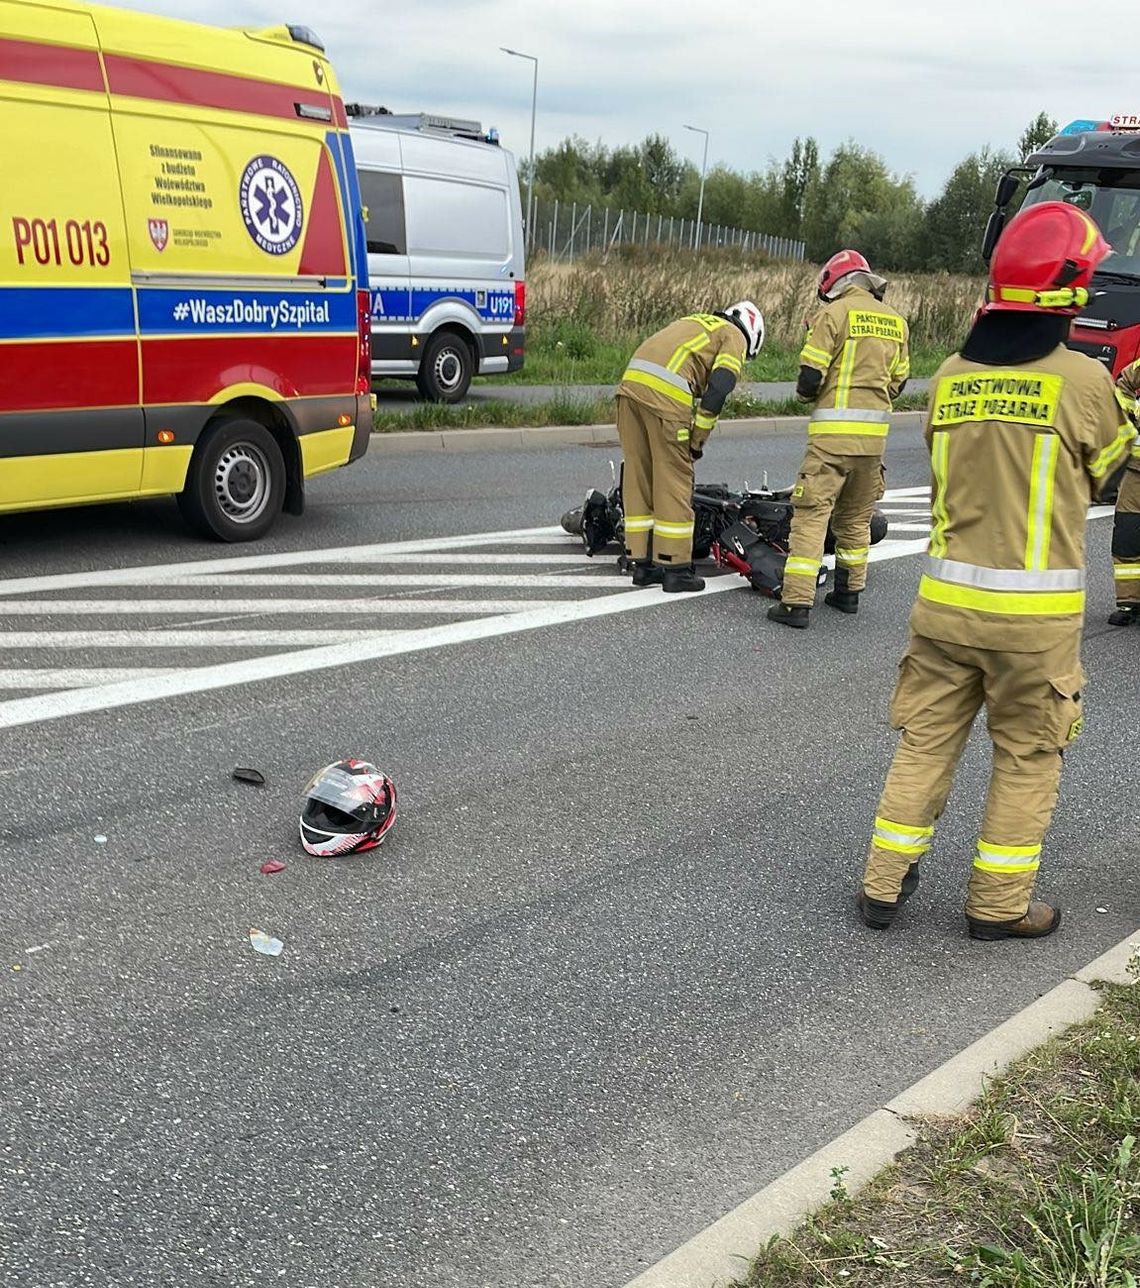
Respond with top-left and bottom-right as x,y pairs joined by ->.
985,201 -> 1110,315
817,249 -> 872,301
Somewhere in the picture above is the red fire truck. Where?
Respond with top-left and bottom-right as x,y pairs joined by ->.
984,115 -> 1140,378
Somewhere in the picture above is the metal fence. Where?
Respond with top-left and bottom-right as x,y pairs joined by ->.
528,198 -> 805,263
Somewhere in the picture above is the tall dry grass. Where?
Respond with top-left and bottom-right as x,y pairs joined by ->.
528,247 -> 984,353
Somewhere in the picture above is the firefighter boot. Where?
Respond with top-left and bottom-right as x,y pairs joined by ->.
1108,605 -> 1139,626
856,863 -> 920,930
967,901 -> 1062,941
824,567 -> 860,615
631,559 -> 664,587
661,564 -> 705,593
767,603 -> 809,629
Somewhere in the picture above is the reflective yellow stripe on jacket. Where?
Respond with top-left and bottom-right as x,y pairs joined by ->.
621,357 -> 693,408
807,407 -> 891,438
799,341 -> 831,371
919,556 -> 1085,616
1089,422 -> 1138,478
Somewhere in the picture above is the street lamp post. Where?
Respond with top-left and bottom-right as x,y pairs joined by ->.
684,123 -> 709,251
501,47 -> 538,250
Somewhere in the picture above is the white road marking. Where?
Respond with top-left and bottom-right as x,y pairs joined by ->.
329,552 -> 594,565
0,669 -> 180,689
0,630 -> 396,649
32,572 -> 633,590
883,523 -> 935,533
0,598 -> 558,617
128,573 -> 630,589
0,525 -> 571,597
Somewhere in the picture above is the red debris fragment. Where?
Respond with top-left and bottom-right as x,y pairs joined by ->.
260,860 -> 287,875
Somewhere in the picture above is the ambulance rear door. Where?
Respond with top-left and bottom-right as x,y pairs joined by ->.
0,0 -> 143,509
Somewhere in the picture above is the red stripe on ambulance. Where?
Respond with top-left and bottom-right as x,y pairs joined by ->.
0,340 -> 138,412
0,36 -> 105,94
140,336 -> 357,404
103,54 -> 333,124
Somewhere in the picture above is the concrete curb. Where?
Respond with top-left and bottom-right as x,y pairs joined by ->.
368,411 -> 928,454
622,927 -> 1140,1288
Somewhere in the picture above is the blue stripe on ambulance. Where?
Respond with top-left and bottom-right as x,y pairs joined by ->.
135,286 -> 358,335
327,128 -> 369,292
370,286 -> 516,326
0,286 -> 136,339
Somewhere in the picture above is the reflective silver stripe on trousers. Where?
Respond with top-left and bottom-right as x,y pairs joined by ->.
624,358 -> 692,395
925,555 -> 1085,592
810,407 -> 891,423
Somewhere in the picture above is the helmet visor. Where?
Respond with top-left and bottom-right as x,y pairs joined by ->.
304,765 -> 377,812
302,764 -> 392,827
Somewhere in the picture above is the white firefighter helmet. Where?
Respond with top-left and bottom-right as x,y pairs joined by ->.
723,300 -> 765,358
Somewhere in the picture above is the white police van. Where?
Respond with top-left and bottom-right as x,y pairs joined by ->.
349,107 -> 526,402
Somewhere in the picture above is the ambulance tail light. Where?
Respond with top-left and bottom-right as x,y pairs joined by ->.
356,289 -> 372,393
514,279 -> 526,327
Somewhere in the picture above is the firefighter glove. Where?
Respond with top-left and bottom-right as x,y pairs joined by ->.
691,409 -> 717,457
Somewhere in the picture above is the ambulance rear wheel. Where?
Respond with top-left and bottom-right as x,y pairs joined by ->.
416,331 -> 473,403
178,418 -> 286,542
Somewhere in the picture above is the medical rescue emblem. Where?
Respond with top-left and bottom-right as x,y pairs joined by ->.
147,219 -> 169,252
239,155 -> 304,256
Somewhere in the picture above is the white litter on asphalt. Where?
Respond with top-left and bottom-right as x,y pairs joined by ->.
249,928 -> 284,957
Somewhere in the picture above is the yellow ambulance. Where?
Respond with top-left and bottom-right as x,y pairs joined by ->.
0,0 -> 373,540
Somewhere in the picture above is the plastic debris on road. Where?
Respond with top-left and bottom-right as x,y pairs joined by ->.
93,835 -> 108,844
233,767 -> 266,787
249,928 -> 284,956
260,860 -> 286,875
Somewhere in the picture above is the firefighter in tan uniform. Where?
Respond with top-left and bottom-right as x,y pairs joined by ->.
616,302 -> 765,592
767,250 -> 910,628
1108,357 -> 1140,624
858,203 -> 1136,941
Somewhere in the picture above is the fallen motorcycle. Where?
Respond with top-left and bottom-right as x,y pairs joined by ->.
560,464 -> 889,598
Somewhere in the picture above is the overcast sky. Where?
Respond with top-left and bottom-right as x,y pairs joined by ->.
120,0 -> 1132,198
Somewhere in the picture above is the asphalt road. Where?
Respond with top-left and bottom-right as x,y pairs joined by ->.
374,377 -> 931,409
1,424 -> 1135,1288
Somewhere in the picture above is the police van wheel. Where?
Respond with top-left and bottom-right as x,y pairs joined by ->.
416,331 -> 473,403
178,418 -> 286,542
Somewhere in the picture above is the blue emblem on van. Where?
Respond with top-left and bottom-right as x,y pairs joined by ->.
240,156 -> 304,256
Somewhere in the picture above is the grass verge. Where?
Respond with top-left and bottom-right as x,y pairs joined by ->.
732,962 -> 1140,1287
373,391 -> 930,434
478,337 -> 949,388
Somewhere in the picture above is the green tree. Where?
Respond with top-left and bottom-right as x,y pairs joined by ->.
1018,112 -> 1059,162
639,134 -> 687,208
923,146 -> 1014,273
780,137 -> 820,238
800,142 -> 924,267
532,136 -> 604,207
